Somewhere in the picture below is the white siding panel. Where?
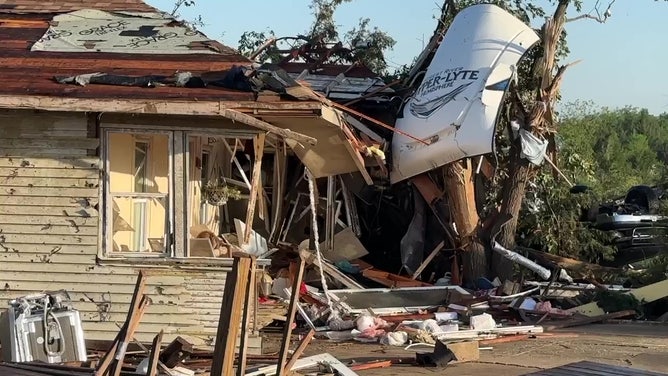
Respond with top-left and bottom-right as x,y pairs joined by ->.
0,111 -> 267,352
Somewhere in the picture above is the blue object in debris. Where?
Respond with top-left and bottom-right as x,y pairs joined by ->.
335,260 -> 360,274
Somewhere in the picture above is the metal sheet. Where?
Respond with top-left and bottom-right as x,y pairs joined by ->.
32,9 -> 222,54
327,286 -> 470,314
391,4 -> 540,183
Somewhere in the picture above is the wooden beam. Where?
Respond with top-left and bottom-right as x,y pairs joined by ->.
236,257 -> 257,376
350,360 -> 392,371
340,126 -> 373,185
211,255 -> 253,376
159,337 -> 194,368
243,133 -> 266,244
96,271 -> 147,376
146,331 -> 164,376
299,249 -> 363,289
173,131 -> 187,258
412,240 -> 445,280
223,109 -> 317,146
284,329 -> 315,373
110,295 -> 150,376
0,95 -> 322,116
479,334 -> 530,346
276,259 -> 306,376
362,269 -> 431,288
543,310 -> 636,331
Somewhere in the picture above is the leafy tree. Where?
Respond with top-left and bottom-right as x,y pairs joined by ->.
237,0 -> 396,75
412,0 -> 664,284
518,103 -> 668,267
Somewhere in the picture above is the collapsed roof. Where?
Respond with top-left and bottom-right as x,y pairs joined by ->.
0,0 -> 393,106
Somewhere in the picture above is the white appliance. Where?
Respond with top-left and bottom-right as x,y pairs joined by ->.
0,291 -> 87,363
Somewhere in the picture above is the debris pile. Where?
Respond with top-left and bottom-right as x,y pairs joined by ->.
1,252 -> 667,375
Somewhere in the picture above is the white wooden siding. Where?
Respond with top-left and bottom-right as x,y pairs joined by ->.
0,110 -> 263,349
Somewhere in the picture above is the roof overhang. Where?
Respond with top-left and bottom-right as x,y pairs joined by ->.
0,94 -> 373,183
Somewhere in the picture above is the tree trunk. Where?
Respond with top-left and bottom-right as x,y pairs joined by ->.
491,0 -> 571,281
493,148 -> 532,281
443,159 -> 488,283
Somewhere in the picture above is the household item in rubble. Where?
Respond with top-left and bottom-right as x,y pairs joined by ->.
469,313 -> 497,330
435,272 -> 452,286
0,291 -> 87,363
439,322 -> 459,333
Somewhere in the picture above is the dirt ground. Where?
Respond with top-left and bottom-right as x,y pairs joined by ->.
263,323 -> 668,375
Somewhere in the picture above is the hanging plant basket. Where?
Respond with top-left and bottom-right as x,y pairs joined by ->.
202,183 -> 241,206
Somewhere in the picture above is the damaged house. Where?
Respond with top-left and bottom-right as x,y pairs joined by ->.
0,0 -> 389,348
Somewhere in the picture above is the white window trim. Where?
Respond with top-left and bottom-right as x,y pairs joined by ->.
98,124 -> 268,263
101,128 -> 174,259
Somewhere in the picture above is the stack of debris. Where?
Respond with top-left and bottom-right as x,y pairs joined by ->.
0,251 -> 667,375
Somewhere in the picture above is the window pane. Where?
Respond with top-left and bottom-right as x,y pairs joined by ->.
134,141 -> 148,193
108,132 -> 170,253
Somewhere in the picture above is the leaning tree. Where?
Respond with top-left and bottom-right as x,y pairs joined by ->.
409,0 -> 646,283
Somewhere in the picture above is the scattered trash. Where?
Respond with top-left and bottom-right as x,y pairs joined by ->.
470,313 -> 497,330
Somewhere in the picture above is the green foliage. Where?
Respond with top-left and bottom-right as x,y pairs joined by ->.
594,290 -> 644,316
344,18 -> 396,74
308,0 -> 352,41
518,102 -> 668,263
517,146 -> 616,263
237,0 -> 396,75
559,102 -> 667,197
237,30 -> 280,61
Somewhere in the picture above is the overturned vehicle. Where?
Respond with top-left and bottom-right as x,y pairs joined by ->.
581,185 -> 668,269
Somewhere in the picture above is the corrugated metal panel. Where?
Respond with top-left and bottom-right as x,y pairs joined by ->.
288,72 -> 392,101
527,361 -> 668,375
0,110 -> 267,349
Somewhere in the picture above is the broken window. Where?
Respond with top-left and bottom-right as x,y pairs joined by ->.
102,127 -> 265,260
187,135 -> 253,257
104,131 -> 171,255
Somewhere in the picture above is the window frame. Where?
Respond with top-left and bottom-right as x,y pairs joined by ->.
99,123 -> 266,263
102,128 -> 174,259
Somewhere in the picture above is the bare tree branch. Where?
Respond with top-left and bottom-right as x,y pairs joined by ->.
566,0 -> 616,23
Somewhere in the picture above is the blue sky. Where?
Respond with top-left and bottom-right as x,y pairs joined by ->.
147,0 -> 668,114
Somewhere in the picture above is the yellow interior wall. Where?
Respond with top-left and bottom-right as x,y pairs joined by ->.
109,132 -> 169,252
109,133 -> 133,250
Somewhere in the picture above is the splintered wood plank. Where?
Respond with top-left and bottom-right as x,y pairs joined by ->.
284,329 -> 315,373
412,240 -> 445,279
211,255 -> 252,376
236,257 -> 257,376
96,270 -> 147,376
243,133 -> 266,244
276,259 -> 306,376
147,331 -> 164,376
